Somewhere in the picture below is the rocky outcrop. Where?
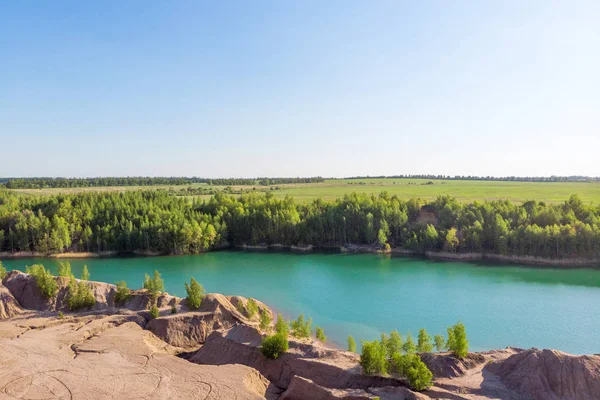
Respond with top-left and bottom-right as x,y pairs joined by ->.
191,325 -> 404,391
0,283 -> 23,319
487,348 -> 600,400
420,352 -> 486,378
280,376 -> 376,400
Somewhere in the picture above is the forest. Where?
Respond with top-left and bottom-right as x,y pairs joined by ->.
1,176 -> 324,189
0,189 -> 599,259
346,175 -> 600,182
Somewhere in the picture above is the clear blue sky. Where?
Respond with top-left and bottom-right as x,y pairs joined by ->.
1,1 -> 598,178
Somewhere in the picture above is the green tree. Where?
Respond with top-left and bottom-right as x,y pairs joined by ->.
394,354 -> 433,391
360,340 -> 387,375
149,304 -> 159,319
259,309 -> 272,331
0,261 -> 6,280
387,330 -> 403,358
81,265 -> 90,281
275,314 -> 289,336
315,326 -> 326,343
417,328 -> 433,352
57,261 -> 73,278
184,277 -> 205,309
402,333 -> 416,354
290,314 -> 312,338
347,335 -> 357,352
434,334 -> 445,352
447,322 -> 469,358
246,298 -> 259,318
26,264 -> 57,299
114,280 -> 131,304
444,228 -> 459,252
67,277 -> 95,310
261,333 -> 289,359
143,270 -> 164,299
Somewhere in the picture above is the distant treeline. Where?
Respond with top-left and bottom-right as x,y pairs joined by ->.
1,189 -> 599,260
1,176 -> 324,189
346,175 -> 600,182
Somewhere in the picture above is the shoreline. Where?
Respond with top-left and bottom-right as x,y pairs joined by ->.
1,246 -> 599,269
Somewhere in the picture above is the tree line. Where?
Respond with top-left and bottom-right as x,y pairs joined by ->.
2,176 -> 325,189
1,189 -> 599,259
345,175 -> 600,182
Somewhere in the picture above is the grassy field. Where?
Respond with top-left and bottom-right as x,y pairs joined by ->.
10,178 -> 600,204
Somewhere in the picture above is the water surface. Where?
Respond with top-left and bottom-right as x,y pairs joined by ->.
3,252 -> 600,354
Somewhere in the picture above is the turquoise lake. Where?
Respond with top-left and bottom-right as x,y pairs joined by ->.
3,251 -> 600,354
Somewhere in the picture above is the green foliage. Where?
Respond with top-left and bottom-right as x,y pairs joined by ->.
143,270 -> 164,299
26,264 -> 57,299
360,340 -> 388,375
246,298 -> 259,318
184,277 -> 205,309
434,334 -> 446,352
0,261 -> 6,280
259,309 -> 272,331
236,301 -> 246,315
114,280 -> 131,304
58,311 -> 64,319
315,326 -> 326,343
171,305 -> 177,314
290,314 -> 312,338
387,330 -> 403,357
67,277 -> 96,310
149,304 -> 159,319
417,328 -> 433,353
447,322 -> 469,358
81,265 -> 90,280
261,333 -> 289,360
57,261 -> 73,278
348,335 -> 357,352
391,353 -> 433,391
402,333 -> 416,355
275,314 -> 289,337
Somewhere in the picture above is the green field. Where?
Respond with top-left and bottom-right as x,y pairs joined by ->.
10,178 -> 600,204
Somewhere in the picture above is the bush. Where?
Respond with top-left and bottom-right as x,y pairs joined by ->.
290,314 -> 312,338
67,277 -> 96,311
360,340 -> 387,375
81,265 -> 90,281
347,336 -> 357,352
236,301 -> 246,315
391,353 -> 432,391
315,326 -> 326,343
417,328 -> 433,352
275,314 -> 289,336
58,311 -> 65,319
434,334 -> 445,352
171,305 -> 177,314
246,298 -> 259,318
402,333 -> 416,354
261,333 -> 289,360
149,304 -> 159,319
114,280 -> 131,304
387,330 -> 403,357
184,277 -> 204,309
143,270 -> 164,299
259,309 -> 272,331
0,261 -> 6,280
58,261 -> 73,278
26,264 -> 58,299
447,322 -> 469,358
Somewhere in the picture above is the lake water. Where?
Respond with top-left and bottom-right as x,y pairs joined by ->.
3,251 -> 600,354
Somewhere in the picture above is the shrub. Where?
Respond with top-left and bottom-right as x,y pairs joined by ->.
434,334 -> 445,352
149,304 -> 159,319
246,298 -> 259,318
275,314 -> 289,337
391,353 -> 432,391
184,277 -> 204,309
315,326 -> 326,343
67,277 -> 96,311
58,311 -> 65,319
402,333 -> 416,354
143,270 -> 164,299
81,265 -> 90,281
290,314 -> 312,338
360,340 -> 387,375
114,280 -> 131,304
417,328 -> 433,352
57,261 -> 73,278
261,333 -> 289,359
347,336 -> 357,352
259,309 -> 272,331
171,305 -> 177,314
447,322 -> 469,358
26,264 -> 58,299
387,330 -> 403,357
236,301 -> 246,315
0,261 -> 6,280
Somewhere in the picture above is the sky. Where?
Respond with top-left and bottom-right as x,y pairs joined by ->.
1,1 -> 599,178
